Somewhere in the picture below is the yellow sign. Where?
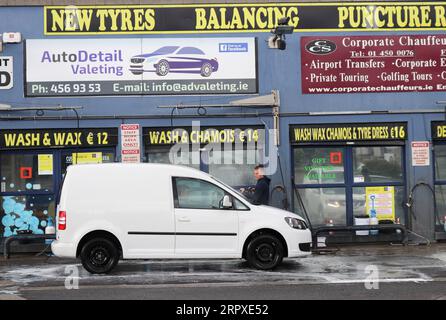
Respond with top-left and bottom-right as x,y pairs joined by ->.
38,154 -> 53,175
0,128 -> 117,149
365,186 -> 395,221
72,152 -> 103,165
144,127 -> 263,146
291,123 -> 407,143
45,2 -> 446,35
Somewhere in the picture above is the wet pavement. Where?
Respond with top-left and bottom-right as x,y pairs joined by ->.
0,244 -> 446,299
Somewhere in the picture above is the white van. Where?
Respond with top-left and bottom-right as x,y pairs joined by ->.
52,163 -> 312,274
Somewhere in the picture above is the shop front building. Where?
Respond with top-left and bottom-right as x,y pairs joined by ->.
1,1 -> 446,250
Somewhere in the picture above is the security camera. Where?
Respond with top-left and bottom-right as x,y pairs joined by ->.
278,17 -> 290,25
271,17 -> 294,36
268,16 -> 294,50
272,25 -> 294,35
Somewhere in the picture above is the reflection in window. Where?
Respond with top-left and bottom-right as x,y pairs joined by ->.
208,148 -> 260,186
62,152 -> 115,177
0,154 -> 53,193
175,178 -> 227,209
295,187 -> 346,226
353,147 -> 403,183
294,148 -> 345,185
0,195 -> 55,236
435,185 -> 446,229
147,148 -> 200,170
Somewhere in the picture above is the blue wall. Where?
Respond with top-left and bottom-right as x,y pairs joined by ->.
1,7 -> 444,239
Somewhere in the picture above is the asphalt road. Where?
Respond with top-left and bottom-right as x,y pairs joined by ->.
1,244 -> 446,300
15,281 -> 446,300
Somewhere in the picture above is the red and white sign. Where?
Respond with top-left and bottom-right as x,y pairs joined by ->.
411,141 -> 430,166
120,124 -> 140,163
301,35 -> 446,94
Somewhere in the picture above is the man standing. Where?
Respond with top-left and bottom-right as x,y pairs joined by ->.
241,165 -> 271,205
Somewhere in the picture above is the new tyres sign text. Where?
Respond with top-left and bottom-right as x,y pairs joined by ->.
25,38 -> 257,96
44,3 -> 446,34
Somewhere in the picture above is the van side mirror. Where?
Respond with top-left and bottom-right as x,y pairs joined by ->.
222,195 -> 233,209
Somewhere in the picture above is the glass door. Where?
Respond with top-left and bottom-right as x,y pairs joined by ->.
351,146 -> 406,225
293,145 -> 406,227
293,147 -> 347,226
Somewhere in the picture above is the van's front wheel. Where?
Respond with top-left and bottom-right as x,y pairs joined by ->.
246,234 -> 284,270
80,238 -> 119,274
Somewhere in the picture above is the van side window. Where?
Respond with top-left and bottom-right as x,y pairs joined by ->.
173,177 -> 230,210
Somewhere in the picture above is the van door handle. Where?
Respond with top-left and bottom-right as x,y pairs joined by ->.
178,217 -> 191,222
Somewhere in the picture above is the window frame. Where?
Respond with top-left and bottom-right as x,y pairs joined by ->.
292,143 -> 407,227
433,142 -> 446,185
171,176 -> 249,211
433,142 -> 446,229
0,150 -> 57,196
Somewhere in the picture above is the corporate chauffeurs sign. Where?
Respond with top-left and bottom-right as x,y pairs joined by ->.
301,34 -> 446,94
25,38 -> 257,97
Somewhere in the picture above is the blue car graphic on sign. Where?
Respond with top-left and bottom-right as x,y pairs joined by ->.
129,46 -> 219,77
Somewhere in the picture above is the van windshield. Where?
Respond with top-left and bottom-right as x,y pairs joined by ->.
210,177 -> 256,205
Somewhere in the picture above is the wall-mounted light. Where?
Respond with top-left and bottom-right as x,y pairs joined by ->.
0,32 -> 22,53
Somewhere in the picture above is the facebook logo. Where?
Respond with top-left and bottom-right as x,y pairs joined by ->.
219,43 -> 248,52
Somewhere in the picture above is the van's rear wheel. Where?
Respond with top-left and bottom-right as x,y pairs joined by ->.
80,238 -> 119,274
246,234 -> 284,270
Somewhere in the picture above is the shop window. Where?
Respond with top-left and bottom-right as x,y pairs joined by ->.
0,195 -> 55,236
0,153 -> 53,193
293,148 -> 345,185
353,146 -> 403,183
434,145 -> 446,180
293,145 -> 405,227
434,145 -> 446,230
147,147 -> 262,187
208,148 -> 261,187
62,151 -> 115,177
295,187 -> 347,226
435,185 -> 446,228
147,148 -> 200,170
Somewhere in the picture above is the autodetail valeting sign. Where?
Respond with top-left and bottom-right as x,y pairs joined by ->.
301,35 -> 446,94
25,38 -> 257,96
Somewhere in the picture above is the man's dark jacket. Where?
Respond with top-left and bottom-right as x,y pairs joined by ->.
246,176 -> 271,205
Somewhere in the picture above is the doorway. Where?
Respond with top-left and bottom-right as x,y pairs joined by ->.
292,145 -> 407,227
